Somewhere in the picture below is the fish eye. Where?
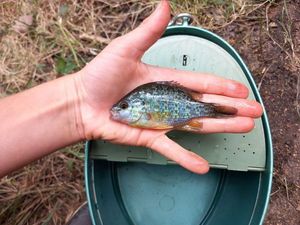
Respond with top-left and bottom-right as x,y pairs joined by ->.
120,101 -> 129,110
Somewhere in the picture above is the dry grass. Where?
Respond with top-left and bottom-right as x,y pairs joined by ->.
0,0 -> 286,225
0,0 -> 159,94
170,0 -> 273,29
0,145 -> 85,225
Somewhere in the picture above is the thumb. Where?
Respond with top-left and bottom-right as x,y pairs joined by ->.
107,0 -> 170,59
148,135 -> 210,174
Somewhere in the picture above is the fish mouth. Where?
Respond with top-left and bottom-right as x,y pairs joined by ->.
110,108 -> 120,120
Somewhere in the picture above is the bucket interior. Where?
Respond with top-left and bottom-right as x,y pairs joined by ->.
86,159 -> 270,225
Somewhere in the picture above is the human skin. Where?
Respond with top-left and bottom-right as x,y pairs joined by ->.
0,0 -> 262,177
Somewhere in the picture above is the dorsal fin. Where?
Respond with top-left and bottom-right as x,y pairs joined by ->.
154,81 -> 194,95
123,81 -> 195,101
155,81 -> 187,89
132,81 -> 191,92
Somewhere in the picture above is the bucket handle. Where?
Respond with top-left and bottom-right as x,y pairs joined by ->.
168,13 -> 194,26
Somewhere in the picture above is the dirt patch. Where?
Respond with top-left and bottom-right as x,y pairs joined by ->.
218,1 -> 300,224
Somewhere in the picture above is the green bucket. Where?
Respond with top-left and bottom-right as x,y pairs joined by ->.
85,14 -> 273,225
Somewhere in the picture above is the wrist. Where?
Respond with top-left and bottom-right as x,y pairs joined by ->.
65,73 -> 87,141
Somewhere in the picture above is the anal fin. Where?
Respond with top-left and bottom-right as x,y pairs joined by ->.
176,119 -> 203,132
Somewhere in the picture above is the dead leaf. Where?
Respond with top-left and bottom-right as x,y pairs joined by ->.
269,21 -> 277,28
13,15 -> 33,33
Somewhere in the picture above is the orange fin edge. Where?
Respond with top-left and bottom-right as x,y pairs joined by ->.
176,119 -> 203,132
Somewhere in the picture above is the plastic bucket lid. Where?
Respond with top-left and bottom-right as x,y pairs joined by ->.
85,21 -> 273,225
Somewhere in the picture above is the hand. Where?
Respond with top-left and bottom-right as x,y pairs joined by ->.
73,0 -> 263,174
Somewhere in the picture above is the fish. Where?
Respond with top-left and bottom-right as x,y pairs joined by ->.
110,81 -> 237,131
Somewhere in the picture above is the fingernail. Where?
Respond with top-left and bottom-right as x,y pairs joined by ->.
228,81 -> 240,91
229,81 -> 249,98
149,0 -> 163,18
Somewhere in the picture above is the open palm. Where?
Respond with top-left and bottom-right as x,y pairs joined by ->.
74,1 -> 262,174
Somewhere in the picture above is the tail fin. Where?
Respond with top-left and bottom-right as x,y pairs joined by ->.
199,102 -> 238,117
190,92 -> 237,117
178,103 -> 237,132
213,104 -> 238,115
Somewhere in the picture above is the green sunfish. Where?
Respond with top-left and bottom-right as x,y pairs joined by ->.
110,81 -> 237,130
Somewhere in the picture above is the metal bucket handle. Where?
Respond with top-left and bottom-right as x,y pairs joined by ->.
168,13 -> 193,26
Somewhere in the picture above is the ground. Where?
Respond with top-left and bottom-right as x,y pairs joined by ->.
0,0 -> 299,224
217,2 -> 300,224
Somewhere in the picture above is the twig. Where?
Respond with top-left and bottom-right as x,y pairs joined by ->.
258,63 -> 273,90
270,188 -> 280,196
297,73 -> 300,118
284,177 -> 290,201
79,33 -> 111,45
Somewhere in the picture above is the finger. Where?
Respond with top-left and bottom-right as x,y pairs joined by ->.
106,0 -> 170,59
145,65 -> 249,98
192,93 -> 263,118
179,117 -> 255,133
148,135 -> 209,174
